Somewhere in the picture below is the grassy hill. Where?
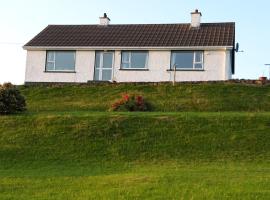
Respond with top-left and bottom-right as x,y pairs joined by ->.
20,83 -> 270,112
1,83 -> 270,199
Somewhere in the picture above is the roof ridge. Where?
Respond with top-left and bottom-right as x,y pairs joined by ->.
47,22 -> 235,26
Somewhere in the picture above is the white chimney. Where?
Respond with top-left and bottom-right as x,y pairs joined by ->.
191,9 -> 202,28
99,13 -> 110,26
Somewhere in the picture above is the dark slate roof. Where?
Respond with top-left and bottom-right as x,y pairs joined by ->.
24,23 -> 235,47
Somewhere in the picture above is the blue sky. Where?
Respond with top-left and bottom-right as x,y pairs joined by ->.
0,0 -> 270,84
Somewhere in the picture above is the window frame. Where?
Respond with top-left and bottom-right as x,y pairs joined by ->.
45,50 -> 76,72
120,51 -> 149,70
170,51 -> 204,71
94,51 -> 115,81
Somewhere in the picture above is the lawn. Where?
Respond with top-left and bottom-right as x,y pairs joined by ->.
1,162 -> 269,199
0,84 -> 270,199
20,83 -> 270,112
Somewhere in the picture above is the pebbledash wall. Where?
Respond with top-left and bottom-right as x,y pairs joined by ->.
25,49 -> 232,83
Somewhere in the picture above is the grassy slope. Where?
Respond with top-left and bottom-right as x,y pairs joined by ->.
20,83 -> 270,112
1,83 -> 270,199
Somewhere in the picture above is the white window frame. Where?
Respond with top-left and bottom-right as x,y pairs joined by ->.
94,51 -> 114,81
45,51 -> 76,72
121,51 -> 149,69
193,52 -> 204,69
171,51 -> 204,70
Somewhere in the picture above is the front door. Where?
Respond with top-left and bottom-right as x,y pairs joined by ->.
94,52 -> 114,81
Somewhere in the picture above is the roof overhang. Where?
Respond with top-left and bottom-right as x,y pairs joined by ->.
23,46 -> 234,51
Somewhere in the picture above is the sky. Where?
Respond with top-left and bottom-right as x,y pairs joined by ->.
0,0 -> 270,84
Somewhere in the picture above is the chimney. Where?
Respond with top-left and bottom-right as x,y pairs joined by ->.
191,9 -> 202,28
99,13 -> 110,26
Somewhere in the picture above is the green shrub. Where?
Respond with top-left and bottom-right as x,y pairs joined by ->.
0,83 -> 26,115
110,94 -> 151,112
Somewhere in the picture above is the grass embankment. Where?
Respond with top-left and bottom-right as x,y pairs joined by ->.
20,83 -> 270,112
0,83 -> 270,199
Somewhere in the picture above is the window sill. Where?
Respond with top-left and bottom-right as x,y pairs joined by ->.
44,71 -> 76,73
119,68 -> 149,71
167,69 -> 205,72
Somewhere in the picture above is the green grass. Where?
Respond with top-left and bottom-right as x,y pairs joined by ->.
1,162 -> 269,199
20,83 -> 270,112
1,84 -> 270,199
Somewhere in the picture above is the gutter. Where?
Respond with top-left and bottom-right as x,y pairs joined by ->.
23,46 -> 234,51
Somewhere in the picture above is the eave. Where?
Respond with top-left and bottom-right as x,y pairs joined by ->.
23,46 -> 234,51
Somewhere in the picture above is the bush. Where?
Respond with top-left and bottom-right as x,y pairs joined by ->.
110,94 -> 151,112
0,83 -> 26,115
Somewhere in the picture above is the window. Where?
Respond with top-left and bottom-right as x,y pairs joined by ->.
94,52 -> 113,81
46,51 -> 76,71
121,51 -> 148,69
171,51 -> 203,70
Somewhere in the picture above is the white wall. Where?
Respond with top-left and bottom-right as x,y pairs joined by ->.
25,49 -> 232,83
114,50 -> 230,82
25,50 -> 95,83
113,50 -> 171,82
224,50 -> 232,80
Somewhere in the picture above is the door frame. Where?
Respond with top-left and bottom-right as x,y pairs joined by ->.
94,51 -> 115,81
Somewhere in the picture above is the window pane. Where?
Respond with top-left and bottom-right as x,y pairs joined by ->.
130,52 -> 147,68
95,52 -> 101,69
172,52 -> 193,69
47,52 -> 54,62
94,69 -> 99,80
46,62 -> 54,71
102,70 -> 112,81
195,52 -> 203,62
122,63 -> 129,68
103,53 -> 113,69
122,52 -> 130,63
55,52 -> 75,71
194,63 -> 203,69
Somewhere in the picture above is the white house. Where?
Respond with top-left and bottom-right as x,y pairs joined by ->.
23,10 -> 235,83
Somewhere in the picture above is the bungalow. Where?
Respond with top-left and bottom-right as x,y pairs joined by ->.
23,10 -> 235,83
